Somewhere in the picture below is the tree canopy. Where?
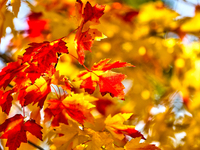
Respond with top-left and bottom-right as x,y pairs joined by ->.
0,0 -> 200,150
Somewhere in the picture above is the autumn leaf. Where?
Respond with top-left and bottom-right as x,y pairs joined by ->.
44,106 -> 69,127
75,28 -> 106,64
51,71 -> 72,91
44,99 -> 69,127
75,30 -> 93,64
0,89 -> 15,115
85,131 -> 115,150
124,137 -> 161,150
122,10 -> 139,22
0,58 -> 27,89
95,98 -> 114,115
0,114 -> 42,150
52,120 -> 82,149
73,144 -> 87,150
22,38 -> 68,83
92,58 -> 134,71
105,113 -> 145,140
27,12 -> 47,38
77,59 -> 134,100
74,0 -> 106,64
83,1 -> 105,24
11,0 -> 21,17
17,77 -> 51,108
62,93 -> 96,124
23,119 -> 43,140
45,93 -> 96,126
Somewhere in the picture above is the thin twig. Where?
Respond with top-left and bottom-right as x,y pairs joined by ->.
27,141 -> 44,150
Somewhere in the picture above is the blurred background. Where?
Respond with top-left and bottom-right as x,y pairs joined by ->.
1,0 -> 200,149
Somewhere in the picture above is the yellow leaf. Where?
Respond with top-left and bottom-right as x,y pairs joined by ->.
73,144 -> 87,150
181,13 -> 200,32
52,121 -> 80,149
105,113 -> 133,130
63,93 -> 97,109
125,137 -> 160,150
104,113 -> 133,140
11,0 -> 21,17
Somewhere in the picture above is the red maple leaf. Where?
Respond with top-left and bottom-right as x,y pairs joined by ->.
0,114 -> 42,150
22,38 -> 68,83
23,38 -> 68,65
75,0 -> 105,64
83,1 -> 105,24
121,127 -> 146,140
44,107 -> 69,127
76,30 -> 93,64
45,99 -> 87,125
122,10 -> 139,22
77,59 -> 134,100
45,99 -> 67,125
0,58 -> 27,89
0,89 -> 15,115
95,98 -> 114,115
27,12 -> 47,38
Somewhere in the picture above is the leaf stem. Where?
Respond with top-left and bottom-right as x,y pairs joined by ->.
68,53 -> 91,72
27,140 -> 44,150
57,85 -> 61,98
68,53 -> 79,61
62,28 -> 78,41
23,107 -> 25,117
50,84 -> 60,99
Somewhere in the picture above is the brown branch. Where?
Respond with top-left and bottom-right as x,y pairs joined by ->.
0,53 -> 14,63
27,141 -> 44,150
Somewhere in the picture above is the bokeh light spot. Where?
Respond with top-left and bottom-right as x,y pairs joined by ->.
141,90 -> 150,100
175,58 -> 185,68
138,46 -> 146,55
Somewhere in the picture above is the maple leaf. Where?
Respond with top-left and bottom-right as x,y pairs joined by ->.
44,107 -> 69,127
0,114 -> 42,150
77,59 -> 134,100
0,58 -> 27,89
51,71 -> 72,91
105,113 -> 145,140
22,38 -> 68,83
0,89 -> 15,115
122,10 -> 139,22
124,137 -> 161,150
75,30 -> 93,64
45,93 -> 96,125
27,12 -> 47,38
85,131 -> 115,150
74,0 -> 106,64
44,99 -> 69,127
18,77 -> 51,108
83,1 -> 105,24
52,120 -> 82,149
95,98 -> 114,115
11,0 -> 21,17
75,28 -> 106,64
